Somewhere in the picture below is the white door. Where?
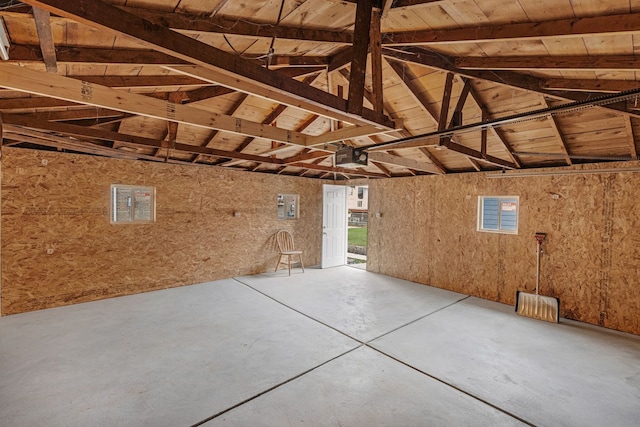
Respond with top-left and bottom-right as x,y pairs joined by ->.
322,184 -> 347,268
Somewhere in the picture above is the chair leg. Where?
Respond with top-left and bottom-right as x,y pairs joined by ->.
287,255 -> 291,276
275,255 -> 283,272
299,254 -> 305,272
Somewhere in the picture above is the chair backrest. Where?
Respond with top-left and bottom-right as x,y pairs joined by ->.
276,230 -> 296,252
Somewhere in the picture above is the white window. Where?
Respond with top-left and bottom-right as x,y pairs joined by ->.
478,196 -> 518,234
111,184 -> 156,224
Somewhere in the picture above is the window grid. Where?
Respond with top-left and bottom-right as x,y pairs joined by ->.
478,196 -> 518,234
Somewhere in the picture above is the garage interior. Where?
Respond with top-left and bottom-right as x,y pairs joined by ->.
0,0 -> 640,425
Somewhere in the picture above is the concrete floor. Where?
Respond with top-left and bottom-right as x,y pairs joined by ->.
1,267 -> 639,426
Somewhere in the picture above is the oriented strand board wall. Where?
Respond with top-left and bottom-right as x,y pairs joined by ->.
1,148 -> 322,315
368,163 -> 640,335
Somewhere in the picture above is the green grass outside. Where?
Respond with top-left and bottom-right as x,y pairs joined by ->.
348,227 -> 368,247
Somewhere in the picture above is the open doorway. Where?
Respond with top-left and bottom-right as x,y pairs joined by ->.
347,185 -> 368,269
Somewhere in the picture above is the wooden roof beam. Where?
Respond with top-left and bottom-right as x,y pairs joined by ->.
77,75 -> 213,90
623,117 -> 639,159
190,93 -> 250,162
2,115 -> 284,165
370,161 -> 392,177
287,161 -> 388,178
383,12 -> 640,46
306,124 -> 399,147
418,147 -> 447,174
540,79 -> 640,93
22,0 -> 395,130
442,140 -> 517,169
467,157 -> 482,171
385,58 -> 439,126
119,6 -> 353,45
369,151 -> 442,174
9,44 -> 190,66
382,46 -> 640,120
468,84 -> 522,167
0,64 -> 307,146
540,97 -> 573,166
14,109 -> 126,122
456,55 -> 640,71
328,47 -> 354,73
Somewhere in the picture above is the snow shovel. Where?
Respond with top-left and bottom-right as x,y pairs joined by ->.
515,232 -> 560,323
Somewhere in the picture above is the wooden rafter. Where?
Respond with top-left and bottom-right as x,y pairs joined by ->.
623,117 -> 638,159
540,97 -> 572,166
9,44 -> 190,66
441,140 -> 517,169
306,124 -> 398,147
369,151 -> 441,174
382,46 -> 640,120
467,157 -> 482,171
418,147 -> 447,174
2,117 -> 281,164
370,161 -> 392,177
327,47 -> 354,73
190,93 -> 249,162
456,55 -> 640,71
0,63 -> 307,146
2,114 -> 382,178
385,58 -> 439,127
383,12 -> 640,46
119,7 -> 353,45
540,79 -> 640,93
14,109 -> 126,122
75,75 -> 212,90
467,84 -> 521,167
21,0 -> 395,130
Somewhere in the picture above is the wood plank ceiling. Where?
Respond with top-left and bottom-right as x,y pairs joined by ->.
1,0 -> 639,179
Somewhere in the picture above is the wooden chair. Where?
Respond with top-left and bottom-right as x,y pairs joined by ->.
275,230 -> 304,276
